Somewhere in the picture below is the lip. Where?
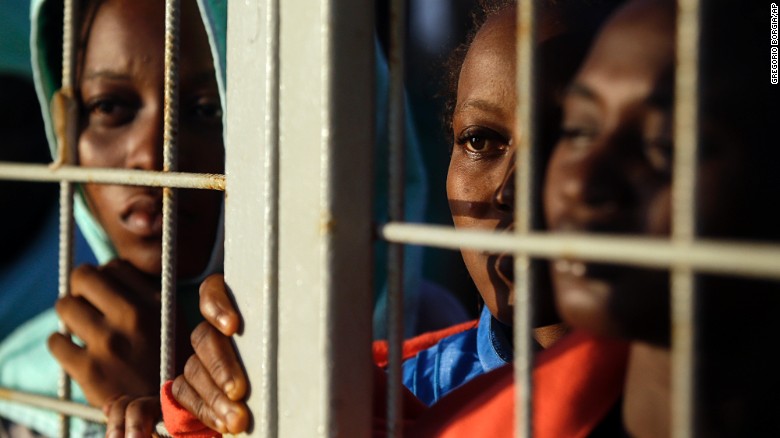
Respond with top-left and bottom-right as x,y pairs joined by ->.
121,193 -> 163,238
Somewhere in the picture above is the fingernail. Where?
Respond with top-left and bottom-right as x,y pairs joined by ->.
106,429 -> 121,438
217,314 -> 230,330
214,418 -> 226,432
226,410 -> 239,431
127,431 -> 143,438
223,380 -> 235,396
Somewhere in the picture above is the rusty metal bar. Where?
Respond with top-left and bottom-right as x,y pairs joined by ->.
0,162 -> 225,190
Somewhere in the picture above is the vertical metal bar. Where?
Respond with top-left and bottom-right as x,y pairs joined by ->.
58,0 -> 79,436
225,0 -> 280,434
276,0 -> 374,435
160,0 -> 180,384
514,2 -> 536,438
671,0 -> 700,437
387,0 -> 406,435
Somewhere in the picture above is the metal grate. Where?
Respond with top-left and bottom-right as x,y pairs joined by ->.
1,1 -> 777,438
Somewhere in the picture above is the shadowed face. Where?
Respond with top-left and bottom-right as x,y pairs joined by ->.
544,0 -> 707,344
77,0 -> 223,277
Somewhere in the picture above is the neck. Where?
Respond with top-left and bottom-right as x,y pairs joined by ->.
624,341 -> 671,438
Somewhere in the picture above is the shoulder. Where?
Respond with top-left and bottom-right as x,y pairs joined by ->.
373,319 -> 478,368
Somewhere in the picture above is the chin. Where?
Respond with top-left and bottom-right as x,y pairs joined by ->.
552,283 -> 622,339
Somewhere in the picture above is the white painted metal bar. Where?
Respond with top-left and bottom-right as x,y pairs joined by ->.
671,0 -> 701,436
0,162 -> 225,190
381,224 -> 780,281
0,388 -> 104,424
276,0 -> 374,434
58,0 -> 79,436
387,0 -> 406,435
225,0 -> 280,434
514,2 -> 536,437
160,0 -> 181,385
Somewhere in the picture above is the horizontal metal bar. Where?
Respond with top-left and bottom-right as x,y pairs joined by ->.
381,223 -> 780,280
0,387 -> 103,423
0,162 -> 225,191
0,387 -> 172,437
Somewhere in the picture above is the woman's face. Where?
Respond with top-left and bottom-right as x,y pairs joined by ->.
447,7 -> 579,326
78,0 -> 223,277
544,0 -> 677,343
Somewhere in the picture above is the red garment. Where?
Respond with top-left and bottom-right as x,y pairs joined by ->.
161,329 -> 627,438
405,331 -> 629,438
161,381 -> 221,438
372,319 -> 478,368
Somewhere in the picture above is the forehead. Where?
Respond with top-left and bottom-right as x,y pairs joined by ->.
456,11 -> 517,113
573,1 -> 675,104
82,0 -> 212,72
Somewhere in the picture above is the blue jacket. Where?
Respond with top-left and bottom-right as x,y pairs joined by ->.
402,306 -> 513,406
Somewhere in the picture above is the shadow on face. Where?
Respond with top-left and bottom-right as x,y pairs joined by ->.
446,5 -> 608,328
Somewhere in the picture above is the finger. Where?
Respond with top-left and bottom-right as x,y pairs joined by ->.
70,264 -> 135,318
54,295 -> 106,345
190,322 -> 247,401
181,357 -> 249,434
171,373 -> 223,433
105,395 -> 133,438
124,397 -> 161,438
199,274 -> 240,336
47,333 -> 105,405
100,259 -> 161,305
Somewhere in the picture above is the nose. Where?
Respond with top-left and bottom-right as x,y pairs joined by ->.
556,140 -> 632,225
126,110 -> 164,171
494,154 -> 516,212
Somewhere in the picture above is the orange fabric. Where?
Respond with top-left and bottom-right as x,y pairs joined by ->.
372,365 -> 429,437
161,380 -> 221,438
372,319 -> 478,368
406,331 -> 630,438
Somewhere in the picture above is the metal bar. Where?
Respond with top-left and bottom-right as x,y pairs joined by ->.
0,388 -> 103,424
160,0 -> 181,385
671,0 -> 701,436
0,162 -> 225,190
58,0 -> 79,436
225,0 -> 280,434
0,388 -> 173,437
514,2 -> 536,437
381,223 -> 780,280
387,0 -> 406,435
276,0 -> 374,434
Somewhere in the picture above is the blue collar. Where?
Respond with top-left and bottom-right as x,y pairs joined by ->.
476,306 -> 514,372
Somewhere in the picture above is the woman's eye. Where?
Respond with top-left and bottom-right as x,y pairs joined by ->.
559,125 -> 596,150
456,128 -> 508,156
190,97 -> 223,122
84,97 -> 136,127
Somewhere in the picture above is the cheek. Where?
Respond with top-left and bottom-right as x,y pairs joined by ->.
78,131 -> 125,168
179,131 -> 224,174
446,156 -> 502,224
542,150 -> 567,227
645,184 -> 672,236
82,183 -> 122,232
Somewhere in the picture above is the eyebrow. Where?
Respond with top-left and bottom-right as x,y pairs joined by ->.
454,99 -> 507,117
564,82 -> 597,101
81,69 -> 132,81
